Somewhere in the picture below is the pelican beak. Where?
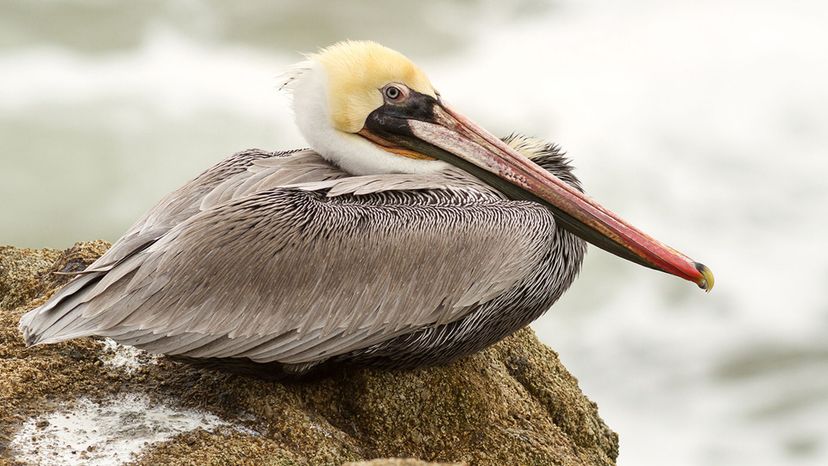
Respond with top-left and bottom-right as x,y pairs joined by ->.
359,92 -> 714,291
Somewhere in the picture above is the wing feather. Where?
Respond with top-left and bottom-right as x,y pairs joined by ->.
20,148 -> 281,344
23,187 -> 554,364
21,144 -> 564,365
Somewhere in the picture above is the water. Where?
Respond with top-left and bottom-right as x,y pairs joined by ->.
2,1 -> 827,464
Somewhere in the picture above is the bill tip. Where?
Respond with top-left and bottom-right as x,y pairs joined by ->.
694,262 -> 714,292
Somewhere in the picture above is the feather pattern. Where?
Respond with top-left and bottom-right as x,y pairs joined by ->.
20,136 -> 586,372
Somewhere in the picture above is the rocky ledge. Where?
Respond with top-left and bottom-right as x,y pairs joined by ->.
0,242 -> 618,465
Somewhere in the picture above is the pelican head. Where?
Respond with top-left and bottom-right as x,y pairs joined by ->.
282,40 -> 714,291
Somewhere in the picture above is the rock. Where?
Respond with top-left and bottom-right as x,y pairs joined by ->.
344,460 -> 462,466
0,242 -> 618,465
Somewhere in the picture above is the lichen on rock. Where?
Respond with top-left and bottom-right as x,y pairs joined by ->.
0,241 -> 618,465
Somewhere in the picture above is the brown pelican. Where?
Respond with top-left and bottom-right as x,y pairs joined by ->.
19,41 -> 713,376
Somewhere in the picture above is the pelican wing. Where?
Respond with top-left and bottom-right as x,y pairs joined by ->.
28,149 -> 284,322
75,149 -> 287,275
22,187 -> 555,365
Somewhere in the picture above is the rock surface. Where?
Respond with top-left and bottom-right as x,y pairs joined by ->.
0,242 -> 618,466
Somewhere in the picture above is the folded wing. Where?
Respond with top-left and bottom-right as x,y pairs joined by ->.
21,187 -> 554,365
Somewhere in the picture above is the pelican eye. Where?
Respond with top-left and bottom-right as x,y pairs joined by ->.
383,85 -> 402,101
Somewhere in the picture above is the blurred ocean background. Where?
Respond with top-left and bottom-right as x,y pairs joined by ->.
1,0 -> 826,464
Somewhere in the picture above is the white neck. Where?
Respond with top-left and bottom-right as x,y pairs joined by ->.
289,62 -> 448,176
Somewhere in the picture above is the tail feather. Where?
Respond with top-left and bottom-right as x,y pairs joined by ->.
18,242 -> 161,346
28,273 -> 100,318
19,268 -> 142,346
19,273 -> 103,346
